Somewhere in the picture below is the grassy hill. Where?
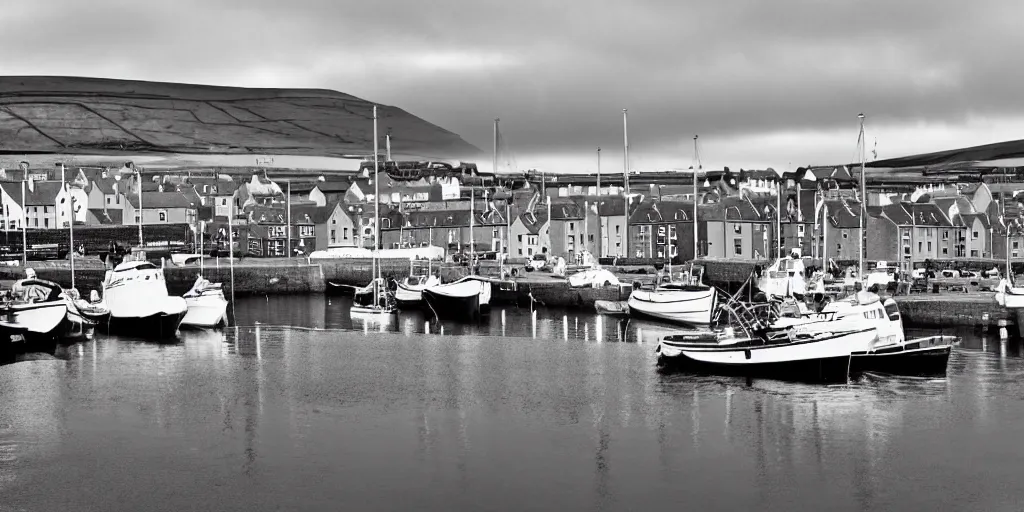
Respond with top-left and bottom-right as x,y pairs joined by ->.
0,76 -> 483,162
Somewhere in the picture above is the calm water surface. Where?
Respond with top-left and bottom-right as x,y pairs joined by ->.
1,296 -> 1023,511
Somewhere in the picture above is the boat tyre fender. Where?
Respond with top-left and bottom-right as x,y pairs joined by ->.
633,281 -> 641,291
744,349 -> 751,360
511,268 -> 519,277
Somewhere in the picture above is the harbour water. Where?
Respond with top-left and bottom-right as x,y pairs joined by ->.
1,296 -> 1023,510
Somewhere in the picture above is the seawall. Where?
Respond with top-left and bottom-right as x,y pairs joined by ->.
893,293 -> 1012,329
0,262 -> 326,296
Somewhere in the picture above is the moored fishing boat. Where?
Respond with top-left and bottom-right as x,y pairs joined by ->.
627,283 -> 718,326
181,275 -> 229,328
422,275 -> 493,321
88,260 -> 188,339
394,260 -> 441,308
0,278 -> 71,345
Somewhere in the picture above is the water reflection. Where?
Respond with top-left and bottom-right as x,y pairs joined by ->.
1,302 -> 1024,509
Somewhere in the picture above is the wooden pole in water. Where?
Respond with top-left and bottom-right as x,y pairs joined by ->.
596,146 -> 602,258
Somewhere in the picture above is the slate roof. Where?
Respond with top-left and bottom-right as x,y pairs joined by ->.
403,210 -> 473,228
88,208 -> 123,224
289,204 -> 339,224
314,181 -> 350,193
909,202 -> 953,227
824,198 -> 861,229
518,209 -> 549,235
125,192 -> 193,209
189,176 -> 239,195
959,212 -> 991,230
628,199 -> 695,224
24,181 -> 63,206
0,181 -> 22,207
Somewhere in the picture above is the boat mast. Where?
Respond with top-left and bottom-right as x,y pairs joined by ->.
596,146 -> 602,258
857,113 -> 866,279
622,109 -> 630,258
137,167 -> 143,248
20,179 -> 26,268
693,135 -> 699,262
494,117 -> 501,274
61,163 -> 75,290
373,105 -> 380,304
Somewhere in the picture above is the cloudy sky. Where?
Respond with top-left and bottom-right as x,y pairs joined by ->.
3,0 -> 1021,173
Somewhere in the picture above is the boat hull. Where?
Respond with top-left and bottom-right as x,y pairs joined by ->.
850,336 -> 955,376
181,292 -> 229,328
657,328 -> 878,384
627,287 -> 717,326
0,301 -> 68,345
422,288 -> 482,321
94,310 -> 187,339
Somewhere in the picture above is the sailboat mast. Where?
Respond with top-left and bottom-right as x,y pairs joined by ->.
386,131 -> 392,162
61,163 -> 75,290
858,113 -> 866,278
373,105 -> 380,302
494,118 -> 503,274
596,147 -> 602,258
20,179 -> 26,268
693,135 -> 699,261
622,109 -> 630,258
137,168 -> 144,249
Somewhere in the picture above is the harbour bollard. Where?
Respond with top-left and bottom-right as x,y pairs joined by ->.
998,319 -> 1009,340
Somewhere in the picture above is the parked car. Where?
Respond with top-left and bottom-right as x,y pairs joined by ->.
526,254 -> 549,272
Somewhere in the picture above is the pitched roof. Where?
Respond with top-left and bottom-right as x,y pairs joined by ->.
549,198 -> 585,220
959,212 -> 991,230
314,180 -> 350,193
879,203 -> 913,225
628,199 -> 694,224
0,181 -> 22,207
126,192 -> 193,209
403,210 -> 472,228
910,202 -> 953,227
825,198 -> 861,229
518,209 -> 549,235
189,176 -> 239,194
289,203 -> 339,224
25,181 -> 63,206
805,166 -> 855,182
88,208 -> 122,224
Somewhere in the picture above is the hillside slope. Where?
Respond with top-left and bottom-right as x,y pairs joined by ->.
0,76 -> 483,161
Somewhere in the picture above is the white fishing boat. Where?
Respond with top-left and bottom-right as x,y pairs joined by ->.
0,278 -> 71,344
85,260 -> 188,338
627,284 -> 718,326
348,105 -> 397,320
567,268 -> 620,288
181,275 -> 229,328
422,276 -> 493,321
393,260 -> 441,308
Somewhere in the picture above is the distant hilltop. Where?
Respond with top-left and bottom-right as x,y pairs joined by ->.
0,76 -> 484,162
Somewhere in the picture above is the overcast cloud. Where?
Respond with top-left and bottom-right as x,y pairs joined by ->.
2,0 -> 1021,172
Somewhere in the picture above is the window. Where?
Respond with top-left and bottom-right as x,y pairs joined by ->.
518,248 -> 523,255
381,218 -> 391,229
268,226 -> 286,238
158,210 -> 167,222
343,227 -> 349,239
44,206 -> 50,213
927,241 -> 932,251
1015,251 -> 1020,258
842,230 -> 849,239
527,247 -> 534,256
797,225 -> 805,237
43,218 -> 48,228
221,198 -> 228,206
918,241 -> 922,252
971,249 -> 979,257
1014,241 -> 1020,250
106,197 -> 112,205
135,214 -> 140,224
116,195 -> 120,204
615,225 -> 620,235
734,238 -> 742,255
492,229 -> 499,238
733,224 -> 742,234
589,234 -> 594,243
942,230 -> 949,240
330,229 -> 336,242
973,231 -> 979,239
942,247 -> 948,255
518,234 -> 523,243
300,225 -> 314,237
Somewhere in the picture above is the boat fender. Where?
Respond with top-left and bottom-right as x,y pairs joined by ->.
632,281 -> 641,291
511,268 -> 519,277
744,349 -> 751,360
